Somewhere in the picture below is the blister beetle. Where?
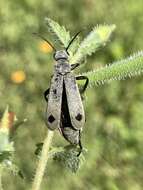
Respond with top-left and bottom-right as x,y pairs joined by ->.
36,32 -> 89,155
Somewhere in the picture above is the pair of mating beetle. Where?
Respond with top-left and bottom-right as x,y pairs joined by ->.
39,32 -> 89,155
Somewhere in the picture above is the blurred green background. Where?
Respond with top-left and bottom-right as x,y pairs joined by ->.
0,0 -> 143,189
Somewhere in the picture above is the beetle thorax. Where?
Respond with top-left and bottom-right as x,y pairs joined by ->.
55,61 -> 71,75
54,50 -> 71,75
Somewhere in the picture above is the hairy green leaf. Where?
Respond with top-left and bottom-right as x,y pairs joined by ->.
45,17 -> 71,47
53,145 -> 85,173
70,24 -> 116,64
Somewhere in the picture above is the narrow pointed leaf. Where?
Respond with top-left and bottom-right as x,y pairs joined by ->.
0,106 -> 9,131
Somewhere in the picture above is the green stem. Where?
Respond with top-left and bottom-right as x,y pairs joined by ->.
31,130 -> 54,190
0,166 -> 4,190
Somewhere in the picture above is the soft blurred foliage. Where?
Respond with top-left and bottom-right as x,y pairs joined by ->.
0,0 -> 143,189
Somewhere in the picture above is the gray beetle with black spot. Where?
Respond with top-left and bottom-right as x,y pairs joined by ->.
43,33 -> 89,155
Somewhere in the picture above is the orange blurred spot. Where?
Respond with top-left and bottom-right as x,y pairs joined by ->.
11,70 -> 26,84
39,41 -> 53,53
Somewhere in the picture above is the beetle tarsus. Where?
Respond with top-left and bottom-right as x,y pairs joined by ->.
77,139 -> 83,156
71,63 -> 80,70
44,88 -> 50,102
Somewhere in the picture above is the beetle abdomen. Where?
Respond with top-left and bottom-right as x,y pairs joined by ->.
60,82 -> 80,145
61,127 -> 80,145
64,73 -> 85,130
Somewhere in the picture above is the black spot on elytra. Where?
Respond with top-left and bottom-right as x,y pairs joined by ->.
48,115 -> 55,123
75,113 -> 82,121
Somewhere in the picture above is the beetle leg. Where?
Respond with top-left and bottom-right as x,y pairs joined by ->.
71,63 -> 80,70
44,88 -> 49,102
77,131 -> 83,156
44,75 -> 54,102
76,75 -> 89,94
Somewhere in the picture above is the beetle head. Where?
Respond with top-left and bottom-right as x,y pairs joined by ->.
54,50 -> 69,61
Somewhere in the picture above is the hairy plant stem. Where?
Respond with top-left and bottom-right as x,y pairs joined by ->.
78,51 -> 143,87
31,130 -> 54,190
0,166 -> 3,190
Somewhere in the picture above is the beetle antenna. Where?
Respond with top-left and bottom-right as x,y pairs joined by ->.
33,32 -> 56,51
66,31 -> 81,52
